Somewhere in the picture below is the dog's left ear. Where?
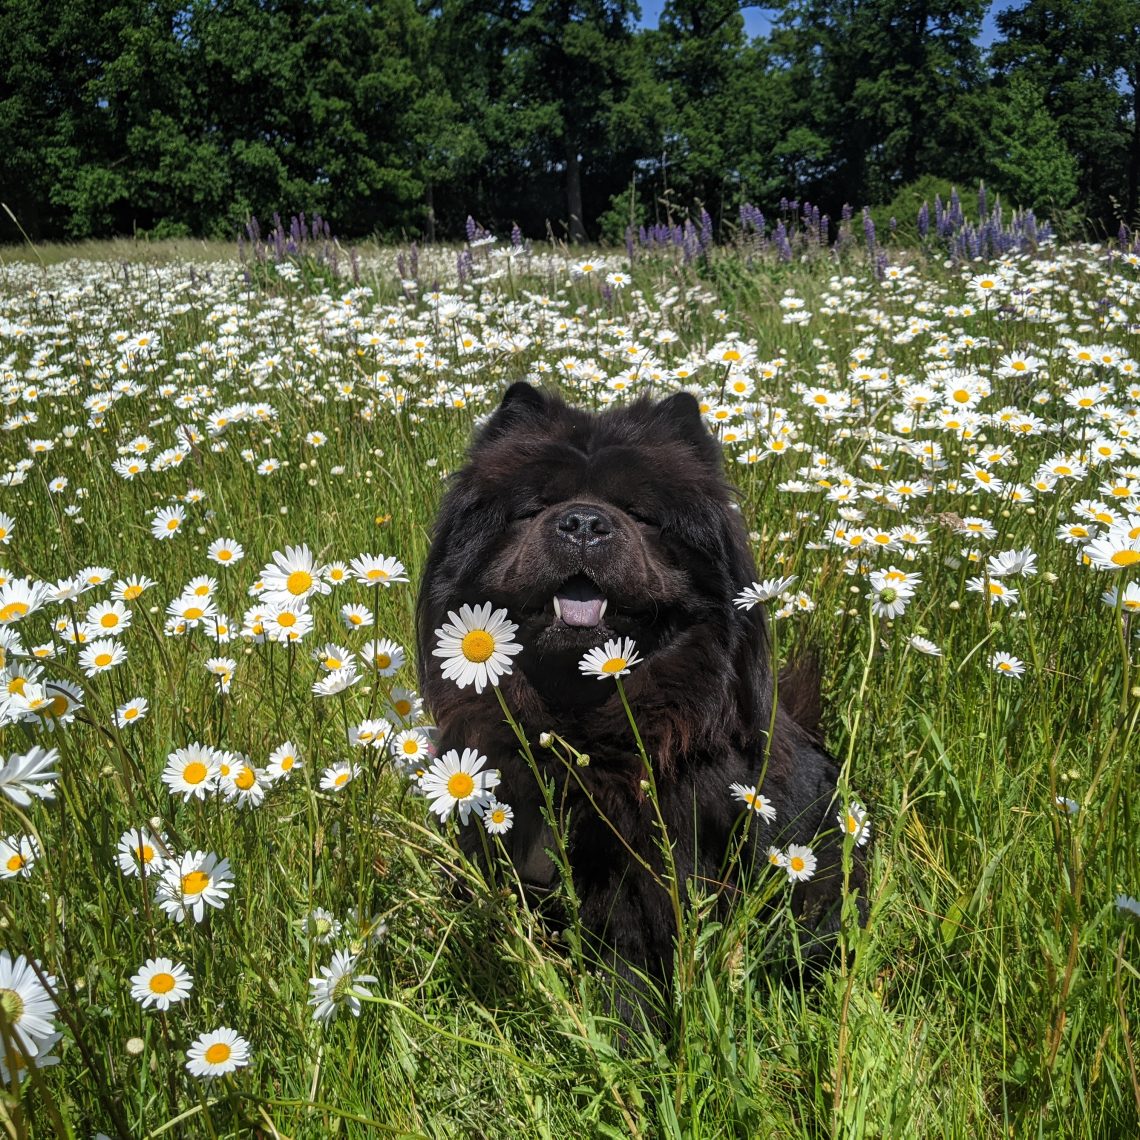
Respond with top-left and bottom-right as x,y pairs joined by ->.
654,392 -> 719,463
476,381 -> 550,445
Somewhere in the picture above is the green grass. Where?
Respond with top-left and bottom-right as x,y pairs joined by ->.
0,236 -> 1137,1137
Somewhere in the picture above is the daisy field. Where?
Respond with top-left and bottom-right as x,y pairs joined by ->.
0,214 -> 1138,1137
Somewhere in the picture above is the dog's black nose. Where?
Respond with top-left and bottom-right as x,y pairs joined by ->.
556,504 -> 613,545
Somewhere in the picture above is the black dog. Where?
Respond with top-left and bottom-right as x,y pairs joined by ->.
417,382 -> 860,1021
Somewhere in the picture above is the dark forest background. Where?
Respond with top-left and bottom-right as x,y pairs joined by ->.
1,0 -> 1138,245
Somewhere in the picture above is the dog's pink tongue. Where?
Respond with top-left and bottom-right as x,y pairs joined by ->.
558,596 -> 605,627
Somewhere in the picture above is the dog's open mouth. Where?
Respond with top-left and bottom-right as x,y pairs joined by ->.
551,573 -> 608,628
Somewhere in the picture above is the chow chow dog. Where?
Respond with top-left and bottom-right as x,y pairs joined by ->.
417,381 -> 860,1022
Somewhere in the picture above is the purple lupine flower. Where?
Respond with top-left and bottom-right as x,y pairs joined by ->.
917,201 -> 929,239
511,222 -> 523,249
465,215 -> 478,244
699,208 -> 713,252
862,207 -> 876,252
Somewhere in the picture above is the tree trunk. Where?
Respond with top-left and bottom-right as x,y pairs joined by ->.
1129,67 -> 1140,222
564,140 -> 587,243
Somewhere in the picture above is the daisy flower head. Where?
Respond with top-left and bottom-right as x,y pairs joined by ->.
156,850 -> 234,924
308,949 -> 378,1026
220,756 -> 266,809
908,635 -> 943,657
207,538 -> 244,566
361,637 -> 405,676
433,603 -> 523,694
965,576 -> 1020,608
204,656 -> 237,692
349,553 -> 409,588
313,642 -> 354,672
312,664 -> 360,697
0,1029 -> 61,1086
729,782 -> 777,823
162,742 -> 223,801
350,718 -> 393,749
340,603 -> 374,630
185,1027 -> 250,1079
0,833 -> 38,879
115,695 -> 149,728
390,728 -> 434,773
1116,894 -> 1140,921
579,636 -> 643,680
783,843 -> 817,882
320,760 -> 361,792
0,952 -> 57,1054
420,747 -> 500,825
266,741 -> 302,781
734,576 -> 797,609
260,544 -> 331,606
0,746 -> 59,805
837,800 -> 871,846
0,513 -> 13,545
113,574 -> 157,602
85,599 -> 132,636
386,686 -> 423,724
262,602 -> 314,643
151,505 -> 186,540
116,827 -> 169,877
1083,531 -> 1140,571
304,908 -> 343,944
0,578 -> 51,626
130,958 -> 193,1011
990,651 -> 1026,678
482,799 -> 515,834
866,573 -> 915,619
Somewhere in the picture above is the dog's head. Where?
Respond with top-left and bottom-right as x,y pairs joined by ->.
417,384 -> 772,753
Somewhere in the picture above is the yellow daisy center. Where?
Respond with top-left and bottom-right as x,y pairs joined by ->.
277,612 -> 297,627
1111,550 -> 1140,566
402,739 -> 419,755
447,771 -> 475,799
6,854 -> 25,872
166,518 -> 180,531
204,1042 -> 231,1064
374,653 -> 391,669
183,762 -> 208,785
94,652 -> 113,667
235,768 -> 256,790
183,606 -> 204,620
149,972 -> 175,994
394,699 -> 411,716
789,856 -> 806,873
334,772 -> 350,787
366,569 -> 389,581
0,602 -> 28,622
217,549 -> 232,560
124,707 -> 139,720
123,585 -> 143,599
601,657 -> 627,674
461,630 -> 495,663
286,570 -> 313,595
101,614 -> 118,627
182,871 -> 209,895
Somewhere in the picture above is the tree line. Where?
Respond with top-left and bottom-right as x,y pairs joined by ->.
1,0 -> 1137,245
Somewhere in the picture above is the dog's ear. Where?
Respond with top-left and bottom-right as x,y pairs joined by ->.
653,392 -> 719,463
477,382 -> 549,443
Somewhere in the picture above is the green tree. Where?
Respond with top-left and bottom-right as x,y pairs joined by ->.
990,0 -> 1140,225
986,73 -> 1079,213
770,0 -> 989,207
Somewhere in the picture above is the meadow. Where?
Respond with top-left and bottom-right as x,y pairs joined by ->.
0,222 -> 1138,1138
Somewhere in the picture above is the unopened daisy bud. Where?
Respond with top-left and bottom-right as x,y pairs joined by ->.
538,732 -> 553,748
126,1037 -> 145,1056
577,753 -> 590,767
639,779 -> 650,792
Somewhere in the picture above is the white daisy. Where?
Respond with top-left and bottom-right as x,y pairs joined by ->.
156,851 -> 234,923
432,603 -> 523,693
130,958 -> 193,1011
308,949 -> 378,1026
729,782 -> 777,822
419,747 -> 500,825
185,1027 -> 250,1078
578,637 -> 642,680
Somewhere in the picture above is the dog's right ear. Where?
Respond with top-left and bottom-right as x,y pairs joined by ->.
476,382 -> 549,443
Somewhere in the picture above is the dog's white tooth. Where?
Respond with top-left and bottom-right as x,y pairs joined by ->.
553,596 -> 561,620
599,598 -> 608,618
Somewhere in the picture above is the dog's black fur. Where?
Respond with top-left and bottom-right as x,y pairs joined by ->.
417,382 -> 860,1019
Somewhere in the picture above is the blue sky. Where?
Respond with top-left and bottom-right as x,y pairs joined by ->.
635,2 -> 1016,48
